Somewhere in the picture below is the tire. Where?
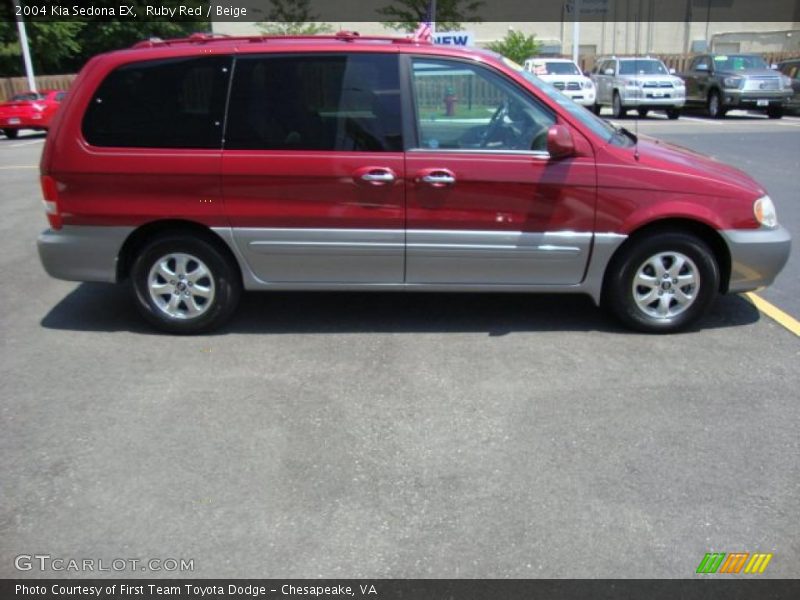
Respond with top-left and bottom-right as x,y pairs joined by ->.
707,90 -> 726,119
603,231 -> 720,333
131,234 -> 242,334
612,91 -> 626,118
767,106 -> 783,119
637,108 -> 649,118
666,108 -> 681,120
3,128 -> 18,139
592,102 -> 602,116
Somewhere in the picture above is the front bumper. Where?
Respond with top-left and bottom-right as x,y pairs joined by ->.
619,91 -> 685,108
38,226 -> 133,283
721,226 -> 791,293
721,89 -> 791,109
561,89 -> 596,106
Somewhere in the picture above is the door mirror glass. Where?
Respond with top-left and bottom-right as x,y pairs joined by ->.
669,67 -> 676,74
546,124 -> 575,159
603,68 -> 615,76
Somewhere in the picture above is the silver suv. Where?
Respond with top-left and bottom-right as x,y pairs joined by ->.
591,56 -> 686,119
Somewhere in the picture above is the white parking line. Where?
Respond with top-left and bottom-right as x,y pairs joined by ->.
1,139 -> 45,148
678,116 -> 727,126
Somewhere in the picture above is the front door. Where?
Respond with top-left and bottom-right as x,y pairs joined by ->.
405,56 -> 596,286
222,52 -> 405,284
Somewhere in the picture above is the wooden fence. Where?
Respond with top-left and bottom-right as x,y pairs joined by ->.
0,74 -> 76,102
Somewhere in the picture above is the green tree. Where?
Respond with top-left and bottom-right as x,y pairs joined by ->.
0,1 -> 209,76
257,0 -> 333,35
379,0 -> 483,33
486,30 -> 542,65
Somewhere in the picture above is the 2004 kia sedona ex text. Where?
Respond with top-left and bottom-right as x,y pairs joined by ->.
37,32 -> 791,334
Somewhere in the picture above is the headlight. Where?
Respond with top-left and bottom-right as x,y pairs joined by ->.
583,80 -> 594,89
723,76 -> 744,89
624,79 -> 639,88
782,75 -> 793,89
754,195 -> 778,228
672,78 -> 685,88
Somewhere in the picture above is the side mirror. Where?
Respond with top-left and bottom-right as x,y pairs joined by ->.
669,68 -> 676,74
603,68 -> 615,76
546,124 -> 575,159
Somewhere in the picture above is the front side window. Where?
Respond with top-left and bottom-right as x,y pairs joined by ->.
618,60 -> 668,75
411,57 -> 554,152
225,53 -> 402,152
82,56 -> 230,148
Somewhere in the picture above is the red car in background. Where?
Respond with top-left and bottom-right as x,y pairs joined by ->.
0,90 -> 66,139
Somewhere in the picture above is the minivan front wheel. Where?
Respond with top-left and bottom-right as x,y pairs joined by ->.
131,235 -> 241,334
604,232 -> 720,333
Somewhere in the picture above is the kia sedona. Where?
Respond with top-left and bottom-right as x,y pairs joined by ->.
37,32 -> 791,334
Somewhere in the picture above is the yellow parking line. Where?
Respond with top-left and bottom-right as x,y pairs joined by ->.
743,293 -> 800,337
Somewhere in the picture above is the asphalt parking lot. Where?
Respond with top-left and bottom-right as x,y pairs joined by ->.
1,116 -> 798,579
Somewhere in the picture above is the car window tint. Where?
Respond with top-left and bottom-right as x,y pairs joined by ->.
619,60 -> 668,75
82,56 -> 231,148
411,57 -> 555,152
225,53 -> 402,152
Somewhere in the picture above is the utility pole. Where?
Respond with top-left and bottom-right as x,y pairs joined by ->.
13,0 -> 37,92
572,0 -> 581,64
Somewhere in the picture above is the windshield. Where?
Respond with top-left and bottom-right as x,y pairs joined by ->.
515,68 -> 622,145
619,60 -> 668,75
713,55 -> 767,71
544,62 -> 581,76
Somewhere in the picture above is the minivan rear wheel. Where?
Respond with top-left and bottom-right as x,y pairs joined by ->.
131,235 -> 241,334
603,232 -> 720,333
3,128 -> 18,139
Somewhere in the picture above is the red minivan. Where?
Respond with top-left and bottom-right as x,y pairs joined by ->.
38,33 -> 791,333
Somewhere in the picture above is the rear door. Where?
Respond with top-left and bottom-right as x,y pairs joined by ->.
404,56 -> 596,286
222,52 -> 405,284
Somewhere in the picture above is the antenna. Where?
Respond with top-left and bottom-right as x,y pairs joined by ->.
633,11 -> 640,161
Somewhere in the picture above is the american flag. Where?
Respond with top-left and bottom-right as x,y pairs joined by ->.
413,1 -> 433,42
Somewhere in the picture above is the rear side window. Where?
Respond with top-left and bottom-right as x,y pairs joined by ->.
83,56 -> 231,148
225,53 -> 402,152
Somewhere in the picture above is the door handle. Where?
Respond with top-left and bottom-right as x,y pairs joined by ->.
422,174 -> 456,185
416,168 -> 456,187
354,167 -> 396,185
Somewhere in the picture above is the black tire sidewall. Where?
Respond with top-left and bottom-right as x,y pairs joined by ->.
131,236 -> 241,334
708,91 -> 725,118
3,129 -> 19,139
604,232 -> 720,333
612,92 -> 625,118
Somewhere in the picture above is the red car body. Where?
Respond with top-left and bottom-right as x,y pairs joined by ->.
37,33 -> 790,333
0,90 -> 66,138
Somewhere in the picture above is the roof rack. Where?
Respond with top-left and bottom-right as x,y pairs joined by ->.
132,31 -> 429,49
